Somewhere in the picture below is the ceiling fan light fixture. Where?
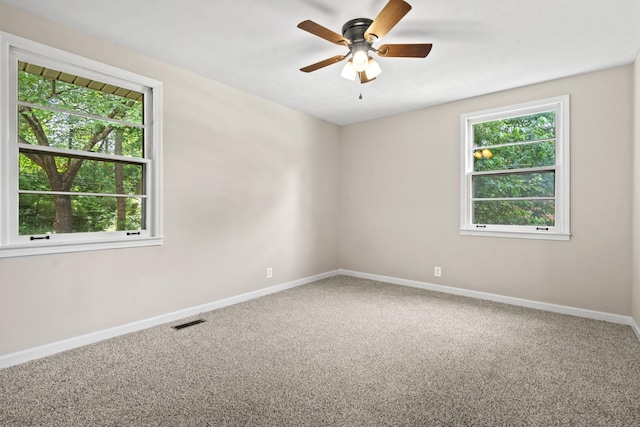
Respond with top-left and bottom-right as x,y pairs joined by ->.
341,60 -> 357,80
297,0 -> 433,86
352,48 -> 369,72
365,58 -> 382,79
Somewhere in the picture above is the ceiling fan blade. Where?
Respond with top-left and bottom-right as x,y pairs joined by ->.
297,20 -> 349,46
377,43 -> 433,58
300,55 -> 347,73
365,0 -> 412,41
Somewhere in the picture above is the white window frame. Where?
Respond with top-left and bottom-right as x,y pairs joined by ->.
0,32 -> 163,257
460,95 -> 570,240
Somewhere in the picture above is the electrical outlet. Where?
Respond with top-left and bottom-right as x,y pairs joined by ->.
267,267 -> 273,279
434,266 -> 442,277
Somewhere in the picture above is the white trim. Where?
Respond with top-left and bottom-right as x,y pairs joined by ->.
471,165 -> 556,177
470,137 -> 556,151
339,269 -> 636,327
17,100 -> 145,129
6,33 -> 160,91
0,31 -> 164,257
459,95 -> 571,240
19,143 -> 149,164
0,236 -> 162,258
19,190 -> 147,199
0,270 -> 340,369
459,229 -> 570,241
632,318 -> 640,341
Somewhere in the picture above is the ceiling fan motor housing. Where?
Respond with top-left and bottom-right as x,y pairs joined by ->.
342,18 -> 375,53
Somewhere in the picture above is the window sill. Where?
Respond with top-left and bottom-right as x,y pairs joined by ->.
0,237 -> 163,258
460,229 -> 570,241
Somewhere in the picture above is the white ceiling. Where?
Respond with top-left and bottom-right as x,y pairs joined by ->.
2,0 -> 640,125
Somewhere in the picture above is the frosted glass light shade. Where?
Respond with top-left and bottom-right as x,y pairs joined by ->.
364,58 -> 382,79
352,50 -> 369,72
341,60 -> 357,80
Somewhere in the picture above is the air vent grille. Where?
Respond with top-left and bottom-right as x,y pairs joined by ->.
172,319 -> 206,330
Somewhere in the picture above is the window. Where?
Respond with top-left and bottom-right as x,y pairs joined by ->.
460,96 -> 570,240
0,32 -> 162,257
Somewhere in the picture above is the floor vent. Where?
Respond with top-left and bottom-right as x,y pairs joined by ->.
172,319 -> 206,330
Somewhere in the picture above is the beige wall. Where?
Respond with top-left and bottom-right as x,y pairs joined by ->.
0,5 -> 340,355
633,51 -> 640,325
340,66 -> 634,315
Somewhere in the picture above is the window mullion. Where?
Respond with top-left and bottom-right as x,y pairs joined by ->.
471,137 -> 556,151
19,190 -> 148,198
470,166 -> 556,177
18,144 -> 149,165
17,101 -> 145,129
471,196 -> 556,202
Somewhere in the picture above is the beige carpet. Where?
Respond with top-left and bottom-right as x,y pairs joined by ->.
1,275 -> 639,426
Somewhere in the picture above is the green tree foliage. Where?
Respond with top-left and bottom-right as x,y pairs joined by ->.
471,112 -> 556,226
17,67 -> 144,235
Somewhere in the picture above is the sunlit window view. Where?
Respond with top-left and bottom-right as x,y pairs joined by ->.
17,61 -> 146,235
471,112 -> 557,227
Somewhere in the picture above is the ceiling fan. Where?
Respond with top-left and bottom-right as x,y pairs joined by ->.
297,0 -> 432,84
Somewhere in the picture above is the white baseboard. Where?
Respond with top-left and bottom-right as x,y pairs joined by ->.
632,318 -> 640,341
3,268 -> 637,369
0,270 -> 340,370
339,269 -> 637,328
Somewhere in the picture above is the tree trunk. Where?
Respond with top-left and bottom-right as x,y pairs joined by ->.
53,194 -> 73,233
115,128 -> 126,230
